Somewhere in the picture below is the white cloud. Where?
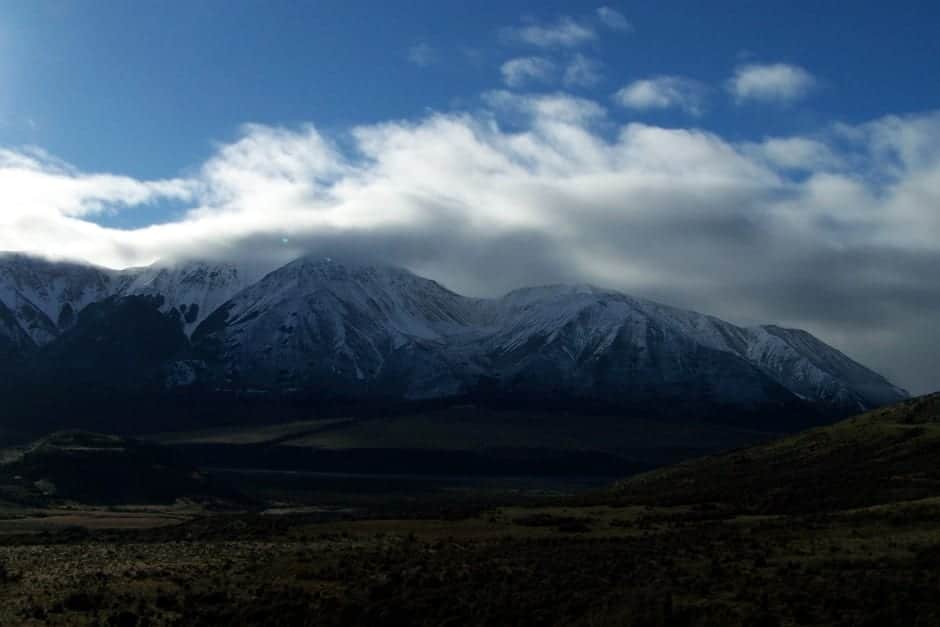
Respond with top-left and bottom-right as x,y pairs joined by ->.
407,43 -> 436,67
614,76 -> 707,115
729,63 -> 816,104
0,146 -> 193,220
4,98 -> 940,392
484,90 -> 606,124
748,137 -> 843,171
500,57 -> 555,87
596,7 -> 632,32
563,54 -> 603,87
507,16 -> 596,48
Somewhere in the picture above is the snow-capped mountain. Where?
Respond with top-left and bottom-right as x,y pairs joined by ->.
0,252 -> 116,346
473,285 -> 793,407
120,260 -> 250,335
475,286 -> 907,411
0,254 -> 253,347
740,325 -> 909,410
0,252 -> 909,418
193,256 -> 488,398
192,257 -> 907,412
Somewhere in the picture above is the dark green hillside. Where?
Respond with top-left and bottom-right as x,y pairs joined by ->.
612,393 -> 940,513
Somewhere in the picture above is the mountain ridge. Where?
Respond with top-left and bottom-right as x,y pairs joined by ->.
0,252 -> 909,431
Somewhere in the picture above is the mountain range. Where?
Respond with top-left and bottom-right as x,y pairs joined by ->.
0,252 -> 908,434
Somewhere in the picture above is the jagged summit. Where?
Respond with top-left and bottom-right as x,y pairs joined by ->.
0,253 -> 252,340
120,258 -> 250,334
0,253 -> 116,345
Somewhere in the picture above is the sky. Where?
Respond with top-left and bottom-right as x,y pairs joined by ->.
1,1 -> 940,394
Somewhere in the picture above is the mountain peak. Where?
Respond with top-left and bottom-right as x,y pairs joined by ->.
122,259 -> 251,335
500,283 -> 627,306
0,252 -> 116,345
280,254 -> 419,281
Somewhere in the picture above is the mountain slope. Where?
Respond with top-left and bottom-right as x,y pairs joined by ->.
193,256 -> 487,399
0,254 -> 257,345
120,260 -> 251,336
0,298 -> 34,356
0,252 -> 909,425
469,285 -> 798,413
194,262 -> 906,415
742,324 -> 909,409
0,252 -> 117,346
34,295 -> 190,387
611,393 -> 940,513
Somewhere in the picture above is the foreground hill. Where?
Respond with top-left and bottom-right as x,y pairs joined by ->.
612,392 -> 940,513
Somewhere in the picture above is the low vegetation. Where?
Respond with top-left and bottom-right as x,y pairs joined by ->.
0,395 -> 939,625
611,393 -> 940,514
1,497 -> 940,626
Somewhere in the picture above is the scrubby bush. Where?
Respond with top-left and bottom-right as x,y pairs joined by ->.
0,559 -> 14,583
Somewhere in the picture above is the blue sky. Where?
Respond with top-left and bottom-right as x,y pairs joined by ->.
3,1 -> 939,183
2,1 -> 940,393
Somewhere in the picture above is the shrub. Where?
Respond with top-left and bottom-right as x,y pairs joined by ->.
0,559 -> 17,584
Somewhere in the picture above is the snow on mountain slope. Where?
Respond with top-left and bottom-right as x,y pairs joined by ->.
742,325 -> 909,410
0,254 -> 254,344
194,260 -> 907,411
0,253 -> 117,345
193,256 -> 488,398
475,285 -> 795,406
120,260 -> 251,335
0,251 -> 908,413
482,284 -> 906,409
488,284 -> 744,359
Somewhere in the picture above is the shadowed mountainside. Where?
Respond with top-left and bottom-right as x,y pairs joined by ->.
0,254 -> 907,440
611,393 -> 940,514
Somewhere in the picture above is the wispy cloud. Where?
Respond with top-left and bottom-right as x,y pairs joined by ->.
500,57 -> 556,87
728,63 -> 817,104
0,146 -> 193,220
407,42 -> 437,67
505,16 -> 596,48
563,54 -> 603,87
614,76 -> 707,115
596,6 -> 633,32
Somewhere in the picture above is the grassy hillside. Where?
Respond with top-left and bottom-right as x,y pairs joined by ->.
0,431 -> 241,506
612,393 -> 940,513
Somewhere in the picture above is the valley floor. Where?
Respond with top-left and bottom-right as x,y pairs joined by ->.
2,494 -> 940,626
4,397 -> 940,625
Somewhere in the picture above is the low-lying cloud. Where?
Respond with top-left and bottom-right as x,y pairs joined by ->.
2,94 -> 940,394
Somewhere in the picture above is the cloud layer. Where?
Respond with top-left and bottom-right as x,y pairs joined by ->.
2,93 -> 940,394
